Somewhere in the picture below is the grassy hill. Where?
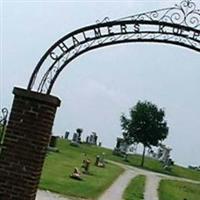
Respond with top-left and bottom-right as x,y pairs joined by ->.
39,139 -> 200,199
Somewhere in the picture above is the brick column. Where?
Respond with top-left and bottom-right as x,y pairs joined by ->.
0,87 -> 61,200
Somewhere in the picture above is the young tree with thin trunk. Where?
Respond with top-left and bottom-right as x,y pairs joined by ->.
120,101 -> 169,167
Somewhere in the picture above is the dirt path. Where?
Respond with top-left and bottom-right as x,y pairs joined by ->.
144,174 -> 160,200
36,190 -> 71,200
98,170 -> 137,200
108,161 -> 200,200
106,161 -> 160,200
36,190 -> 85,200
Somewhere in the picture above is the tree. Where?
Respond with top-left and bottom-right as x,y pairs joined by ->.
120,101 -> 169,167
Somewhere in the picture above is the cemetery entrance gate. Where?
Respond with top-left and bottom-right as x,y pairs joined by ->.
0,0 -> 199,199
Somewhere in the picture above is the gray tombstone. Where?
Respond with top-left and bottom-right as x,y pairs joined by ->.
49,136 -> 58,148
87,132 -> 98,145
65,131 -> 70,139
113,137 -> 129,157
86,136 -> 89,143
94,136 -> 98,145
72,132 -> 78,142
70,132 -> 79,147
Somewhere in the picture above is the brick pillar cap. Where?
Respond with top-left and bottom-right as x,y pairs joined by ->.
13,87 -> 61,107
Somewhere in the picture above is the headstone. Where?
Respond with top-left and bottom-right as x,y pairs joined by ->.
157,146 -> 163,159
76,128 -> 83,143
113,137 -> 129,157
94,133 -> 98,145
157,144 -> 173,169
86,136 -> 89,143
78,135 -> 81,143
70,167 -> 82,181
147,148 -> 156,158
89,135 -> 92,143
159,145 -> 172,164
100,152 -> 106,166
48,136 -> 59,152
116,138 -> 122,148
65,131 -> 70,139
73,132 -> 78,141
86,132 -> 98,145
81,159 -> 91,174
49,136 -> 58,148
95,155 -> 100,166
129,143 -> 137,154
95,153 -> 105,167
70,132 -> 79,147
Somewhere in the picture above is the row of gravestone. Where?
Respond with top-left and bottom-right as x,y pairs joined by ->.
49,131 -> 173,170
113,137 -> 174,170
50,134 -> 173,171
48,129 -> 101,150
69,129 -> 102,147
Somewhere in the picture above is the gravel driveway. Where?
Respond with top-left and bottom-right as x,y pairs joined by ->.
36,190 -> 72,200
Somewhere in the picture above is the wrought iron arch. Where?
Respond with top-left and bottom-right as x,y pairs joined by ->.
28,0 -> 200,94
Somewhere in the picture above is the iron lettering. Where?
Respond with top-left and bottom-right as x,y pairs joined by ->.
159,25 -> 166,33
94,27 -> 101,38
49,51 -> 58,60
58,42 -> 69,53
173,27 -> 183,35
159,25 -> 189,37
72,36 -> 80,46
122,23 -> 140,33
133,23 -> 140,33
193,32 -> 200,39
107,25 -> 114,35
120,24 -> 127,33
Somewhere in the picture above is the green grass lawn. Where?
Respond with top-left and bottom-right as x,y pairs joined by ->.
123,175 -> 146,200
159,180 -> 200,200
39,139 -> 124,199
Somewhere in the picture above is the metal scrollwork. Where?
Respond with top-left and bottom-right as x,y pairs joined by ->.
27,0 -> 200,94
120,0 -> 200,29
96,17 -> 110,24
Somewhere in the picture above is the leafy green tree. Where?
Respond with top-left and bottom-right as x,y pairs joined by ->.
120,101 -> 169,167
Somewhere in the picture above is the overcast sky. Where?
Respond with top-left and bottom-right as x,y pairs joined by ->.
1,0 -> 200,167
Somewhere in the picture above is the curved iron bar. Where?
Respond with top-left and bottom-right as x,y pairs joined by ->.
27,0 -> 200,94
39,28 -> 199,91
46,38 -> 200,94
0,108 -> 9,150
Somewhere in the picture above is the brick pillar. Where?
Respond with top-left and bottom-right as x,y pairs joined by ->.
0,87 -> 61,200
